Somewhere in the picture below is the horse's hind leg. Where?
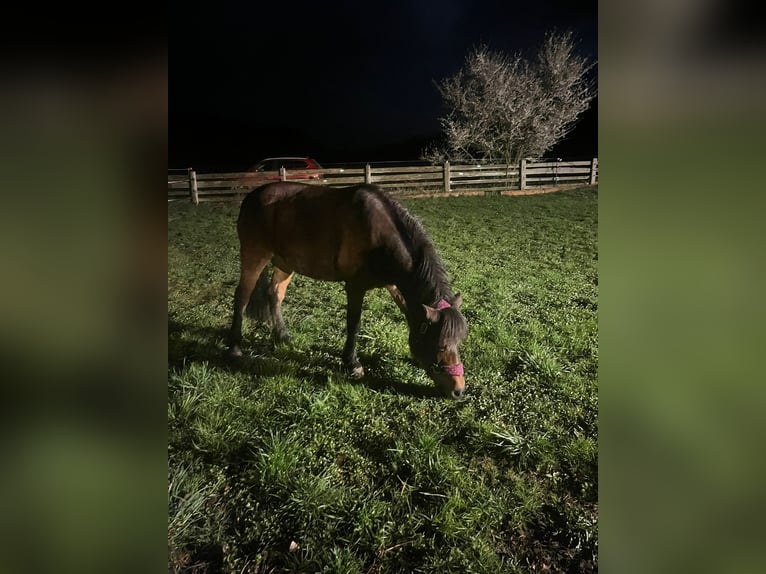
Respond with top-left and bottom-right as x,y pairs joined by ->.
268,266 -> 294,343
227,248 -> 271,357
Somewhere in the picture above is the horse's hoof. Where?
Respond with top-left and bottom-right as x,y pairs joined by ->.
228,346 -> 243,358
273,332 -> 292,345
351,365 -> 365,379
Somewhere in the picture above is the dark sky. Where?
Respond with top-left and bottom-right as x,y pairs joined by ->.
170,0 -> 597,171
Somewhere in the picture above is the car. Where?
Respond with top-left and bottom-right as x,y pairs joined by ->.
242,157 -> 323,188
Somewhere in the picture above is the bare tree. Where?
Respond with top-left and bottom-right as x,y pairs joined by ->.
423,31 -> 595,165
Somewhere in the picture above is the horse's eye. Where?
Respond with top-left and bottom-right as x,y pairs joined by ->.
439,345 -> 447,352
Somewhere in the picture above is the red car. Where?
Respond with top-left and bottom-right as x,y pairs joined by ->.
246,157 -> 323,180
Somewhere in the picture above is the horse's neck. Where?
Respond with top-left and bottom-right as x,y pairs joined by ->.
385,226 -> 450,321
396,274 -> 444,325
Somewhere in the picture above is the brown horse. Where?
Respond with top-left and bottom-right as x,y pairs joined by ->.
227,182 -> 468,399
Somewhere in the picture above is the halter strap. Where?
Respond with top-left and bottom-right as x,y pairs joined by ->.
420,299 -> 452,333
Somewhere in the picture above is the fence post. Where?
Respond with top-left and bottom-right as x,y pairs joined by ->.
279,166 -> 287,181
443,160 -> 450,194
188,168 -> 198,205
590,157 -> 598,185
519,159 -> 526,190
365,163 -> 372,184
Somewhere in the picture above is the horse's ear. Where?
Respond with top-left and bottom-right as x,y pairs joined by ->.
422,304 -> 441,323
452,294 -> 462,310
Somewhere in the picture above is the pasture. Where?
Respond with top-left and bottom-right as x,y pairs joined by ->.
168,186 -> 598,572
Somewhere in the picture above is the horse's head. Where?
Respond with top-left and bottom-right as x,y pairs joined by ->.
408,294 -> 468,400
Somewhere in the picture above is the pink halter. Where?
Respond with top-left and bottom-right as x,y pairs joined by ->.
440,362 -> 464,377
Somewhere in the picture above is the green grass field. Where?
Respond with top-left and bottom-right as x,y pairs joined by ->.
168,186 -> 598,573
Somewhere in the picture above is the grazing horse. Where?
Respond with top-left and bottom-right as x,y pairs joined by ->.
227,182 -> 468,399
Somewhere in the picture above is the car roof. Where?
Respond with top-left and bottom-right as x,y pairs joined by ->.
259,157 -> 315,161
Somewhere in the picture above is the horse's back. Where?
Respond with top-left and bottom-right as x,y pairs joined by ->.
241,181 -> 366,213
237,182 -> 401,282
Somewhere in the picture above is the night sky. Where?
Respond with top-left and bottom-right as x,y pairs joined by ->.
170,0 -> 597,171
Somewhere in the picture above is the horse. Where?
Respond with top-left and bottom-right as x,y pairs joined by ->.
226,181 -> 468,399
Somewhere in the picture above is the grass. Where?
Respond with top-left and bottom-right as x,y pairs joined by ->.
168,186 -> 598,573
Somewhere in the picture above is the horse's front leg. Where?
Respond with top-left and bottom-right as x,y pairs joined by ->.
386,284 -> 408,314
342,285 -> 366,379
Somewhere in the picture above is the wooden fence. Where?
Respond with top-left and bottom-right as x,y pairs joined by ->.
168,158 -> 598,204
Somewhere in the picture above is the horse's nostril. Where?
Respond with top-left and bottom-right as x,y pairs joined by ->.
451,388 -> 464,400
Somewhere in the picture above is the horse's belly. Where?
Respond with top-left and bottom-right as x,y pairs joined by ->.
273,245 -> 362,282
278,253 -> 343,281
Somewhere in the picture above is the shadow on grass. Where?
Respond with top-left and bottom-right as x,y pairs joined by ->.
168,319 -> 442,399
168,318 -> 269,373
350,352 -> 443,399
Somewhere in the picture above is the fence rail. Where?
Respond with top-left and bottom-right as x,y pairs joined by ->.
168,158 -> 597,204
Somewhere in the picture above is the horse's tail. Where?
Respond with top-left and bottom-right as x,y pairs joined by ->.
245,265 -> 275,324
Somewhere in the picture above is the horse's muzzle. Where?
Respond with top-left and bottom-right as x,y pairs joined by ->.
431,363 -> 466,400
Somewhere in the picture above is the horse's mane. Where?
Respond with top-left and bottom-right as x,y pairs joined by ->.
362,185 -> 455,307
